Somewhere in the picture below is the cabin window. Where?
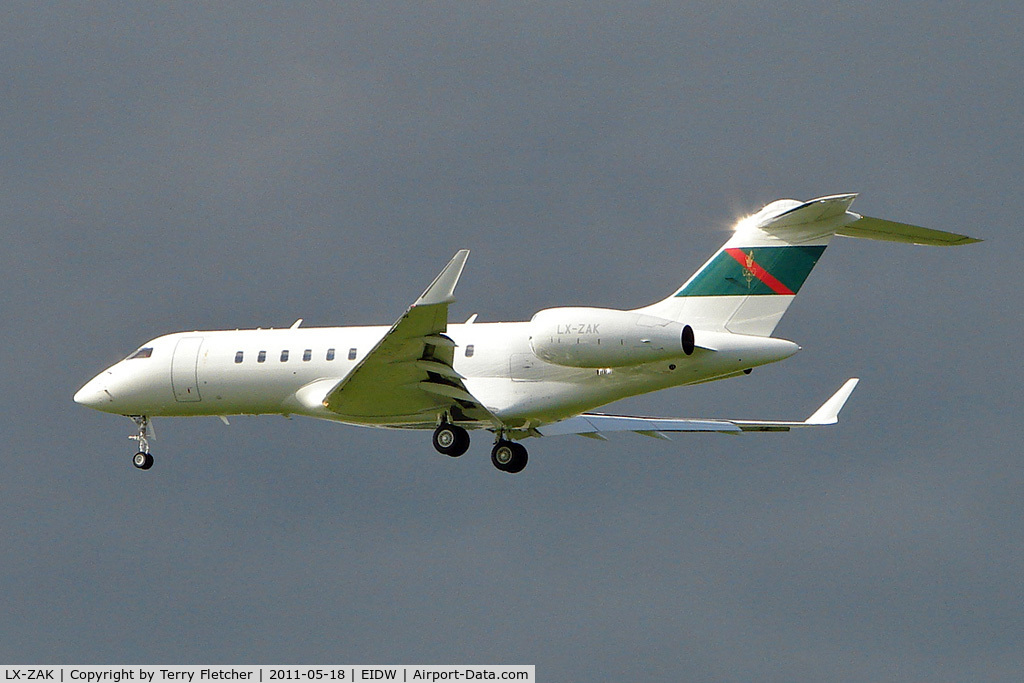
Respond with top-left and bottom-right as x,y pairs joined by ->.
280,350 -> 289,362
257,350 -> 266,363
234,351 -> 244,364
348,348 -> 357,360
465,344 -> 474,358
127,347 -> 153,360
303,349 -> 312,362
326,348 -> 336,361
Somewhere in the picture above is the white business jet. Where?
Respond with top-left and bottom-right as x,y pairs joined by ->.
75,194 -> 979,473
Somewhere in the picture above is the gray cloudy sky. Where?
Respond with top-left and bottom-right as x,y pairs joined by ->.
2,3 -> 1021,681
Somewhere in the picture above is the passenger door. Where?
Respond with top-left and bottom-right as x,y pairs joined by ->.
171,336 -> 204,402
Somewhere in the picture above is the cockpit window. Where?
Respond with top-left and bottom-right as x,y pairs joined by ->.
127,347 -> 153,360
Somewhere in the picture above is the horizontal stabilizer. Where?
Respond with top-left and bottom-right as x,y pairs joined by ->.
838,216 -> 981,246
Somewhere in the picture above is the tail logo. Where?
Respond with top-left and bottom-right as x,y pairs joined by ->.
743,251 -> 756,289
725,248 -> 795,295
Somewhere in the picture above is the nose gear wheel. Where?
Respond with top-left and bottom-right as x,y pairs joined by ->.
133,451 -> 154,470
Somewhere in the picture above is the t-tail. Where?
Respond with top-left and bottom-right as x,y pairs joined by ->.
637,193 -> 980,336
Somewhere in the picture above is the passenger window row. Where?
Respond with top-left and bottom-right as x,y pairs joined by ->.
232,345 -> 474,364
234,348 -> 358,364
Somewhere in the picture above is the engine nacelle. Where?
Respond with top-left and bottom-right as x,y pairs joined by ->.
530,307 -> 695,368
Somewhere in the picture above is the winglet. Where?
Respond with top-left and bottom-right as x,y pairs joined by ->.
804,378 -> 860,425
415,250 -> 470,306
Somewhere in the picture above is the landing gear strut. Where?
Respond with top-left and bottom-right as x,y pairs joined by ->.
129,415 -> 154,470
491,439 -> 528,474
432,423 -> 470,457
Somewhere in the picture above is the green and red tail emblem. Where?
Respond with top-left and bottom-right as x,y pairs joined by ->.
675,245 -> 826,297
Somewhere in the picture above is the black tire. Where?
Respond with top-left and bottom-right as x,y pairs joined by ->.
133,452 -> 154,470
505,443 -> 528,474
491,441 -> 514,471
491,440 -> 528,473
433,424 -> 470,457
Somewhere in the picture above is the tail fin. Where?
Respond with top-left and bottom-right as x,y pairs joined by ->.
638,194 -> 979,336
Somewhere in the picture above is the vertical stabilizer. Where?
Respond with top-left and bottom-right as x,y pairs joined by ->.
637,194 -> 860,336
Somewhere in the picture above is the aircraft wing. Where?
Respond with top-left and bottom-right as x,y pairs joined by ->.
321,250 -> 497,427
536,378 -> 859,439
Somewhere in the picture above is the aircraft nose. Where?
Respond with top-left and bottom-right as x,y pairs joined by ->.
74,376 -> 113,409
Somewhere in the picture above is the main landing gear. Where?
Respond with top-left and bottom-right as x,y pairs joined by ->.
432,423 -> 470,457
129,415 -> 154,470
431,423 -> 529,473
491,439 -> 528,474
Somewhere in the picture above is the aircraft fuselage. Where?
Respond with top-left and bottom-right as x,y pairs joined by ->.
74,321 -> 798,430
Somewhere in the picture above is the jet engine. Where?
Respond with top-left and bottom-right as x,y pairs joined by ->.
529,307 -> 696,368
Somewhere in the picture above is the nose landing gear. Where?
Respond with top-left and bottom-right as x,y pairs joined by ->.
129,415 -> 154,470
